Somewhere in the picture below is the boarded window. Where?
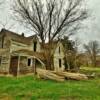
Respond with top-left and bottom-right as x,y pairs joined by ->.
34,42 -> 37,52
28,59 -> 31,66
59,59 -> 61,68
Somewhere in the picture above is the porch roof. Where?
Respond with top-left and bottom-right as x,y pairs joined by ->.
12,49 -> 45,60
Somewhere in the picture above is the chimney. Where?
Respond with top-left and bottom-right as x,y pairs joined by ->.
22,33 -> 24,37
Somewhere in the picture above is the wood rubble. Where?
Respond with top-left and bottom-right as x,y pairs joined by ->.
36,68 -> 88,82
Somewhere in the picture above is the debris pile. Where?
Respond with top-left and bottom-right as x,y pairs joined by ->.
36,68 -> 88,82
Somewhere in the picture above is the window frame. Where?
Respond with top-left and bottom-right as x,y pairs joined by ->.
27,58 -> 32,66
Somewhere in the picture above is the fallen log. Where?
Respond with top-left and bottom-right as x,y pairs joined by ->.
53,71 -> 88,80
37,68 -> 65,82
36,68 -> 88,81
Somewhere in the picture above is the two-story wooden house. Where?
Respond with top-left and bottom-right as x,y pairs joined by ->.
0,29 -> 65,76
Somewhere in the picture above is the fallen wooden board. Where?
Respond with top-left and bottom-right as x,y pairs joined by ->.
37,68 -> 65,82
53,71 -> 88,80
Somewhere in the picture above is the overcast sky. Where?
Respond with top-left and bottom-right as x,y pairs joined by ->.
0,0 -> 100,47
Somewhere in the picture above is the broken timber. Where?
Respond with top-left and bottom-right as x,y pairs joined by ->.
36,68 -> 88,82
37,68 -> 65,82
53,72 -> 88,81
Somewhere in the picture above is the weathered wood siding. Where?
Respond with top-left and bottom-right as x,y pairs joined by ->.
0,36 -> 2,48
19,56 -> 34,74
10,40 -> 32,52
0,49 -> 10,74
0,34 -> 11,49
10,39 -> 41,53
54,43 -> 65,71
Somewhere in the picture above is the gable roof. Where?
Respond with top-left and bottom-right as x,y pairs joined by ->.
41,41 -> 64,55
41,41 -> 58,50
0,29 -> 35,45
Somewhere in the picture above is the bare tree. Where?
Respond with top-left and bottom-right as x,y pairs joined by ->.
12,0 -> 88,70
84,41 -> 100,67
0,17 -> 15,30
12,0 -> 88,44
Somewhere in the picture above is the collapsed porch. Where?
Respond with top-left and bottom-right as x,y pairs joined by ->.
9,50 -> 45,76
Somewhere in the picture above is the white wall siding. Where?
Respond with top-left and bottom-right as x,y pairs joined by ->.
54,43 -> 65,72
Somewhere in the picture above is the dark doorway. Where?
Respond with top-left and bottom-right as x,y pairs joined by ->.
9,56 -> 18,76
28,58 -> 31,66
59,59 -> 62,68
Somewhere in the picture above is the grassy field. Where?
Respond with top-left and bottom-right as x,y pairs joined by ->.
0,68 -> 100,100
80,67 -> 100,77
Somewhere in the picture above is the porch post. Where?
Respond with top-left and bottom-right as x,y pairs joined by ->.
17,56 -> 20,76
8,55 -> 11,75
33,57 -> 36,75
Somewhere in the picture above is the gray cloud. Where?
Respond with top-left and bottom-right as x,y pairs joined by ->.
0,0 -> 100,44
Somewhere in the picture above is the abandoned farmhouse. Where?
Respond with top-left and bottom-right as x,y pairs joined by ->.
0,29 -> 65,76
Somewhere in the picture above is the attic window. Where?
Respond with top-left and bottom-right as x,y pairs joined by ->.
34,42 -> 37,52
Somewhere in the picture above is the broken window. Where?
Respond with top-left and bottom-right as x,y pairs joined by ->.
59,59 -> 61,68
28,58 -> 31,66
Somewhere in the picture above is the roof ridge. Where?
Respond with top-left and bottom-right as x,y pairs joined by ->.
1,28 -> 38,39
0,28 -> 34,45
1,28 -> 22,36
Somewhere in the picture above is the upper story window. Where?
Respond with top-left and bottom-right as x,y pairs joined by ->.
34,42 -> 37,52
59,59 -> 61,68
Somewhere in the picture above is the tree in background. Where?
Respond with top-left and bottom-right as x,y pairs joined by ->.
84,41 -> 100,67
61,36 -> 75,52
61,36 -> 82,72
13,0 -> 87,44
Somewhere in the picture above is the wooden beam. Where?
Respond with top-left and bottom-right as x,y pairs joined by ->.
17,56 -> 20,76
33,57 -> 37,75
